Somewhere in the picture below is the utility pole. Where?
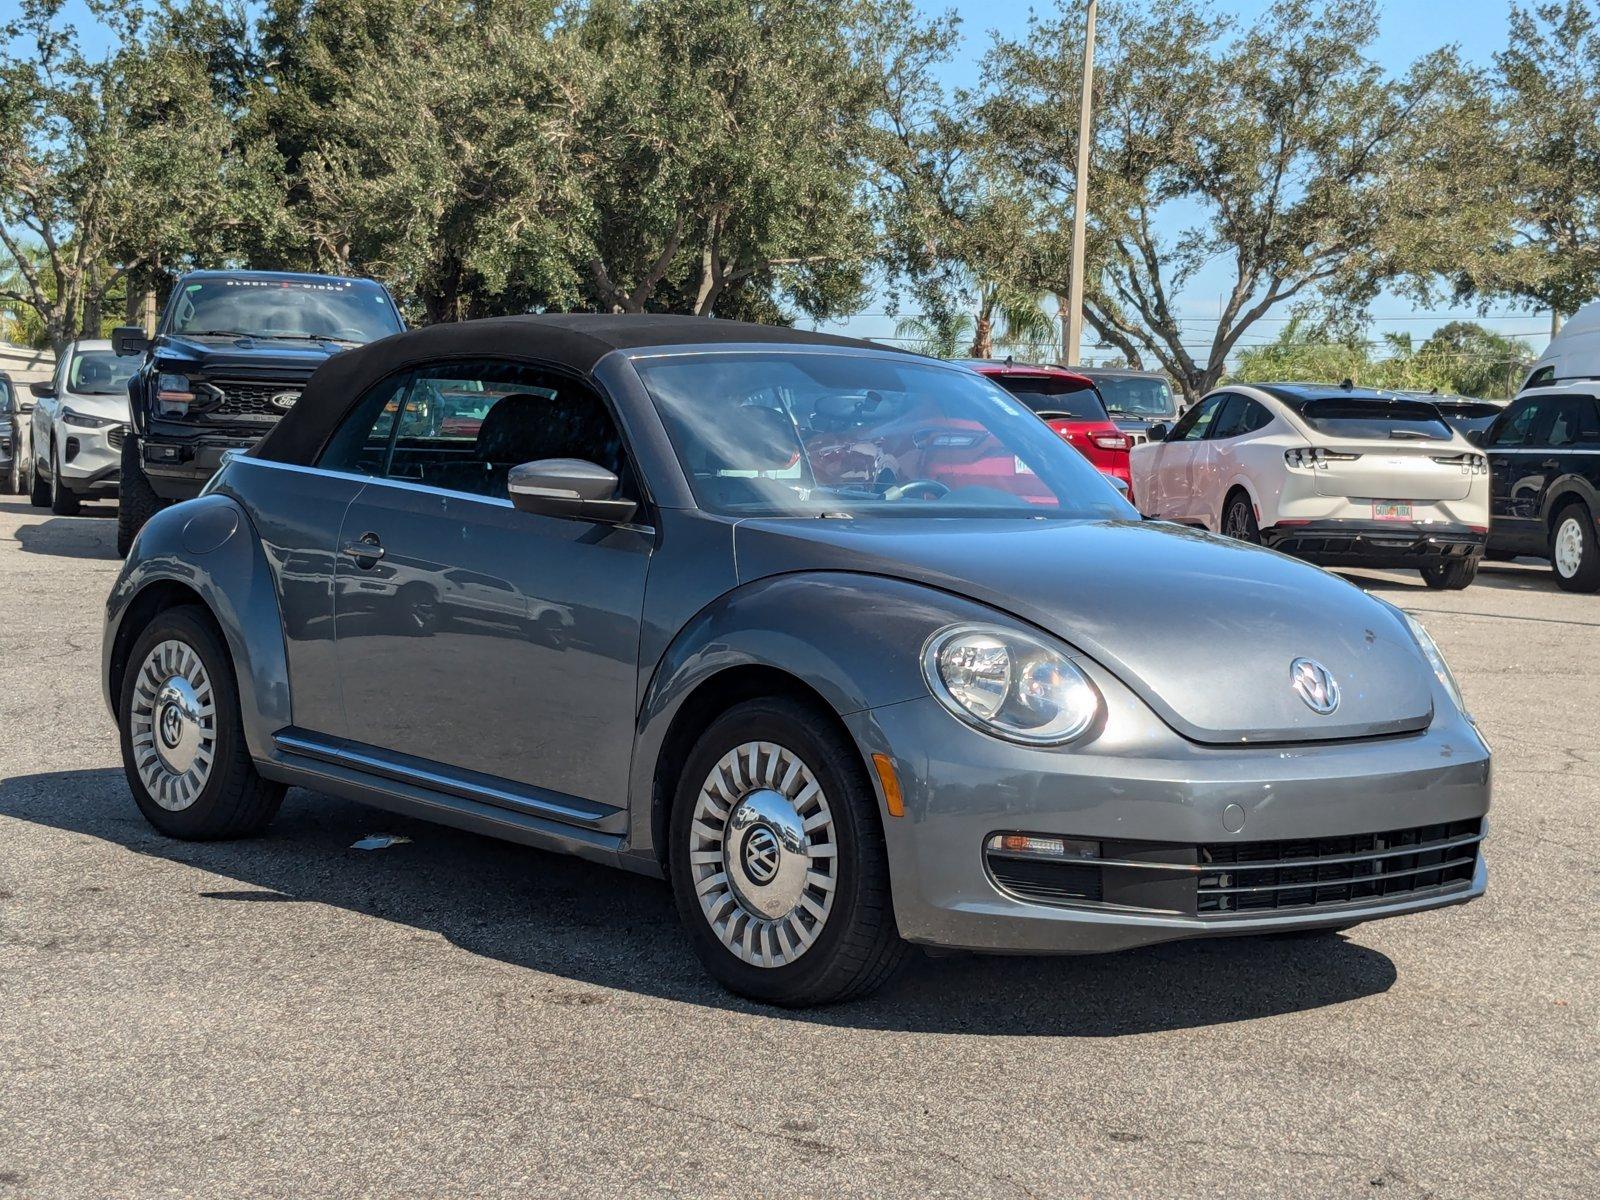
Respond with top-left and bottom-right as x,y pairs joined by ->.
1063,0 -> 1097,366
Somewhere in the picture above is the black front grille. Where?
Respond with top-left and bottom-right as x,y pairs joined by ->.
204,380 -> 301,418
984,819 -> 1483,917
1196,819 -> 1482,914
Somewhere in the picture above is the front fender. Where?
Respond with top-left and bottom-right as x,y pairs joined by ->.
625,571 -> 1014,859
102,495 -> 289,762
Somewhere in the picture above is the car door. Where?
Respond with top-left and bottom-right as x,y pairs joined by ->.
1539,395 -> 1600,524
1485,398 -> 1542,554
326,358 -> 653,814
1190,393 -> 1252,528
1145,393 -> 1224,522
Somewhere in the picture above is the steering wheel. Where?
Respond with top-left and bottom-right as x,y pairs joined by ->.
883,479 -> 950,502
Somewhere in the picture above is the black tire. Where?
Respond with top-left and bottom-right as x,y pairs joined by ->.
1221,490 -> 1261,543
48,443 -> 80,515
28,446 -> 49,507
117,605 -> 285,840
3,447 -> 19,494
1550,501 -> 1600,593
1420,558 -> 1479,590
117,436 -> 164,558
669,696 -> 908,1006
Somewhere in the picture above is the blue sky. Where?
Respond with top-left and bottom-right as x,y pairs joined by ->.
820,0 -> 1557,362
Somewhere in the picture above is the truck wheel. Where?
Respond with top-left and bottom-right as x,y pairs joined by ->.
1420,559 -> 1478,590
118,605 -> 284,839
117,436 -> 165,558
669,696 -> 908,1006
1550,501 -> 1600,593
49,443 -> 80,515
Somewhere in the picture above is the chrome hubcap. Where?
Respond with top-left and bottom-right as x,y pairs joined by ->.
1555,517 -> 1584,578
130,640 -> 216,811
689,741 -> 837,968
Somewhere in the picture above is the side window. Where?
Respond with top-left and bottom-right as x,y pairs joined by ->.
1490,400 -> 1538,448
1546,397 -> 1600,448
1208,394 -> 1247,439
0,382 -> 12,414
1524,365 -> 1555,390
1241,399 -> 1274,433
1171,394 -> 1223,441
318,359 -> 630,501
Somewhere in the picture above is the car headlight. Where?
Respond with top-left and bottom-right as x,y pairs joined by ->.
1401,611 -> 1468,716
156,372 -> 197,409
922,623 -> 1101,744
62,408 -> 119,429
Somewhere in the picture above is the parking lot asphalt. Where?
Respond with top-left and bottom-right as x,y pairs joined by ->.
0,495 -> 1595,1199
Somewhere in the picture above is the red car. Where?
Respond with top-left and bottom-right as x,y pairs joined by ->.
965,361 -> 1134,497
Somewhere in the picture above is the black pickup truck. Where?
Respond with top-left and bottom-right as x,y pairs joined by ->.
111,270 -> 404,555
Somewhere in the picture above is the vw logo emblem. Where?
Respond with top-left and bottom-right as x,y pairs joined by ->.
1290,657 -> 1340,715
269,391 -> 300,411
742,825 -> 782,886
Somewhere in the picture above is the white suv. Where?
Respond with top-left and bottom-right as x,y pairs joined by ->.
1130,383 -> 1491,589
28,338 -> 135,514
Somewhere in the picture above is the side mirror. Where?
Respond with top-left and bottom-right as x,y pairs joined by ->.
1146,422 -> 1169,443
28,381 -> 55,399
1107,475 -> 1130,496
111,325 -> 150,357
17,400 -> 33,414
508,458 -> 638,524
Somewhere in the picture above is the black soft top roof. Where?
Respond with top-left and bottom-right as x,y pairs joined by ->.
251,313 -> 891,465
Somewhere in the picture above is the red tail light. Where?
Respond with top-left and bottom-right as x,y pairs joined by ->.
1091,432 -> 1130,451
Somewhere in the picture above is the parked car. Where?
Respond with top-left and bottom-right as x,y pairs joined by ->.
1130,383 -> 1491,589
105,316 -> 1489,1005
959,360 -> 1133,494
25,339 -> 134,514
111,269 -> 405,556
0,371 -> 32,495
1522,300 -> 1600,390
1476,382 -> 1600,591
1064,366 -> 1182,446
1396,392 -> 1506,440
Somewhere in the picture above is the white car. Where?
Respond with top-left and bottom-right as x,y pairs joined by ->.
28,338 -> 135,514
1130,383 -> 1491,589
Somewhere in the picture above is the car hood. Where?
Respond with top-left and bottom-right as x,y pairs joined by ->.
58,390 -> 131,422
732,517 -> 1435,745
153,334 -> 348,374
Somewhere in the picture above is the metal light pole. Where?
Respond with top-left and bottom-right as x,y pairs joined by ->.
1063,0 -> 1097,366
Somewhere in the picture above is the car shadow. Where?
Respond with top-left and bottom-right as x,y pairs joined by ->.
1342,560 -> 1561,596
0,769 -> 1398,1035
9,511 -> 121,560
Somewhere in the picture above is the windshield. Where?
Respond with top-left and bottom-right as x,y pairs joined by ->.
1096,375 -> 1176,417
638,351 -> 1137,520
986,375 -> 1107,422
68,350 -> 137,395
165,277 -> 403,344
1298,398 -> 1452,441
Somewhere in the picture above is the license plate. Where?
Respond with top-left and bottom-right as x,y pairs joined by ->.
1373,500 -> 1412,521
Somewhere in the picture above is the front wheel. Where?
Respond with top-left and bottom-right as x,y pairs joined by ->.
117,435 -> 165,558
118,606 -> 284,839
1420,558 -> 1479,590
29,447 -> 49,507
48,443 -> 80,515
669,697 -> 907,1006
1551,503 -> 1600,593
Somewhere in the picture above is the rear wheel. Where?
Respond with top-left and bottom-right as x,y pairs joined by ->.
28,446 -> 49,507
117,436 -> 165,558
1550,502 -> 1600,593
1420,558 -> 1479,590
1221,490 -> 1261,544
669,696 -> 907,1006
48,443 -> 80,515
118,606 -> 284,839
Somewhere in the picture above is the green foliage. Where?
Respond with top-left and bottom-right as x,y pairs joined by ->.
1230,315 -> 1534,398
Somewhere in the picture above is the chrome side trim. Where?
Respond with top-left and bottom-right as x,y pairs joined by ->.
273,729 -> 620,830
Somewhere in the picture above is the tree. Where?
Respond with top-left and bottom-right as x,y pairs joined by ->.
1448,2 -> 1600,324
0,0 -> 277,350
977,0 -> 1485,400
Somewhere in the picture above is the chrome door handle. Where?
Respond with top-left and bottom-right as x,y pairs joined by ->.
340,534 -> 385,565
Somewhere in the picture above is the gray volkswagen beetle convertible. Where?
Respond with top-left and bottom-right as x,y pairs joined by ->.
103,315 -> 1490,1005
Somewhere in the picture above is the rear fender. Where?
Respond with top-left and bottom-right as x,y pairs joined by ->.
103,494 -> 288,761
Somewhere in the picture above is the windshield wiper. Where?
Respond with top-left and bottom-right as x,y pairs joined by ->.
185,329 -> 254,339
